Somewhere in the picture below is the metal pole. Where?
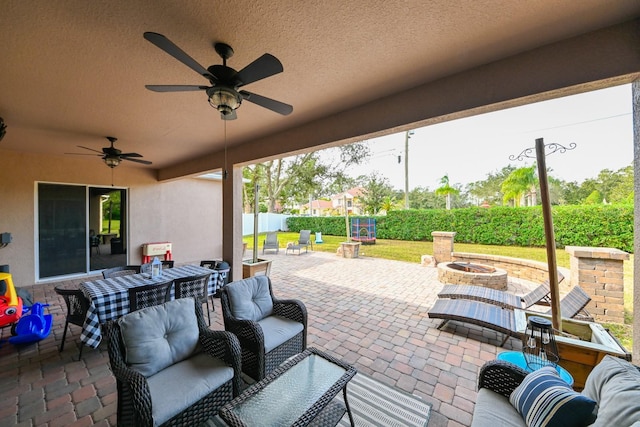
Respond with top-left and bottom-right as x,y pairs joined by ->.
404,131 -> 411,209
253,184 -> 259,263
535,138 -> 562,331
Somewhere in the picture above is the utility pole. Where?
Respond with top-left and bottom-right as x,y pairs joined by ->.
404,130 -> 414,209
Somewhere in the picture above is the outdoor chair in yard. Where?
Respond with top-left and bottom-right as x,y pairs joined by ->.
127,280 -> 174,312
173,272 -> 213,325
262,231 -> 279,254
428,285 -> 593,346
54,285 -> 90,360
104,298 -> 242,427
298,229 -> 313,251
437,271 -> 564,310
220,275 -> 308,381
102,265 -> 141,279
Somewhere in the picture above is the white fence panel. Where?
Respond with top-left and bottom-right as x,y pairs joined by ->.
242,213 -> 291,235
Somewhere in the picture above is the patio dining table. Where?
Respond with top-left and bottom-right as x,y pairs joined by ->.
79,265 -> 223,348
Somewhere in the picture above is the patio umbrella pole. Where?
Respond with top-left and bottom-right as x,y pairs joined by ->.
535,138 -> 562,332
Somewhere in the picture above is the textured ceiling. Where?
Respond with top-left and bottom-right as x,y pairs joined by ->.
1,0 -> 639,170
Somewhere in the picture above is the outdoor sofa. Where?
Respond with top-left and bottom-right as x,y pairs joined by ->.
472,355 -> 640,427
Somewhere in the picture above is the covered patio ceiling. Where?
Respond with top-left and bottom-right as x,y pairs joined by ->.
1,1 -> 639,178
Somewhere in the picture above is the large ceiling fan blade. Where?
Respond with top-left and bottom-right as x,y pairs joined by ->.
145,85 -> 209,92
240,90 -> 293,115
119,152 -> 143,158
221,110 -> 237,121
65,152 -> 102,157
236,54 -> 283,86
122,157 -> 153,165
77,145 -> 104,154
144,32 -> 216,81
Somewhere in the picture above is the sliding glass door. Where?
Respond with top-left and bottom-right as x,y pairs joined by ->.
37,183 -> 127,279
38,183 -> 87,278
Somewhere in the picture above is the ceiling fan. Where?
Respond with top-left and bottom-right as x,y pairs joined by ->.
67,137 -> 152,168
143,32 -> 293,120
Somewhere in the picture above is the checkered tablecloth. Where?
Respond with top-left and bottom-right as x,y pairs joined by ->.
80,265 -> 225,348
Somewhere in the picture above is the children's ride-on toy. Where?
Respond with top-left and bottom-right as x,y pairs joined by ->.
9,302 -> 53,345
0,272 -> 23,335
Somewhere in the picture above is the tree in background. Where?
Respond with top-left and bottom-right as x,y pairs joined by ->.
380,195 -> 401,214
467,165 -> 516,206
359,172 -> 394,215
608,165 -> 633,203
501,165 -> 537,207
435,174 -> 460,210
243,142 -> 370,213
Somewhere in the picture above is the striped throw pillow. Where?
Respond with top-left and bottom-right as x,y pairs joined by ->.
509,366 -> 597,427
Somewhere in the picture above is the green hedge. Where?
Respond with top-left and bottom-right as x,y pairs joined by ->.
286,205 -> 634,252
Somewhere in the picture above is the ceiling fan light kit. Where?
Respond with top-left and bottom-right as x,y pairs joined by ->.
104,156 -> 121,168
207,86 -> 242,116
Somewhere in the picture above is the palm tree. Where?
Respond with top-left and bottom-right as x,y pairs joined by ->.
501,165 -> 537,207
435,174 -> 459,210
381,195 -> 399,213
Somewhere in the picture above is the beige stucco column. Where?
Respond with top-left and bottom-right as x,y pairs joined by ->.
432,231 -> 456,263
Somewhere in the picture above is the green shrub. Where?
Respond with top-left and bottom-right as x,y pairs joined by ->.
286,204 -> 633,252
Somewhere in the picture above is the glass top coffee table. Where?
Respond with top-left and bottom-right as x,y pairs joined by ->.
218,347 -> 357,427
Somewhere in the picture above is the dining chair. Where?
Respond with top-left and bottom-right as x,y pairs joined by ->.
102,265 -> 141,279
127,280 -> 174,312
173,273 -> 213,325
54,285 -> 91,360
161,260 -> 175,269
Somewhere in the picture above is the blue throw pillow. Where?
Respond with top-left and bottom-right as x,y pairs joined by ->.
509,366 -> 597,427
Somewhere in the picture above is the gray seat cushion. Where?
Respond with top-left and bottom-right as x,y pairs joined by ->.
582,355 -> 640,427
471,388 -> 525,427
118,298 -> 199,377
226,276 -> 273,321
257,315 -> 304,353
147,352 -> 234,425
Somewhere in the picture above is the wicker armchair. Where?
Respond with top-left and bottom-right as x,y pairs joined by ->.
104,298 -> 242,427
220,275 -> 307,381
477,359 -> 529,398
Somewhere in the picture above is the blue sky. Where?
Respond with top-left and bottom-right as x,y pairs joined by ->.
350,84 -> 633,191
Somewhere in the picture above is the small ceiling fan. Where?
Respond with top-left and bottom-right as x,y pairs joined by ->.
67,137 -> 152,168
143,32 -> 293,120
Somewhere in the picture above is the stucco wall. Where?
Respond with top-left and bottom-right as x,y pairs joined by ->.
0,149 -> 222,286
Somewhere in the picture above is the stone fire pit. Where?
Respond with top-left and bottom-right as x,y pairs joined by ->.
437,261 -> 508,290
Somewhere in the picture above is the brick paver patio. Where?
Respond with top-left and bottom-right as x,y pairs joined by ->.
0,251 -> 530,427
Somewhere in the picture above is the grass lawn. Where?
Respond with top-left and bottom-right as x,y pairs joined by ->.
245,232 -> 633,351
101,219 -> 120,235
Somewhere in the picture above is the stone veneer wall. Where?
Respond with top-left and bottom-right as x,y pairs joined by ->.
451,252 -> 558,285
566,246 -> 628,324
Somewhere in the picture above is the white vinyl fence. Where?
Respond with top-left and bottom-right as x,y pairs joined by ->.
242,213 -> 291,236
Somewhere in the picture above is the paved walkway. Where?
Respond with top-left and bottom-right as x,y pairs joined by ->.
0,252 -> 532,427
